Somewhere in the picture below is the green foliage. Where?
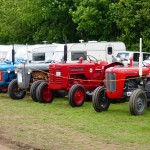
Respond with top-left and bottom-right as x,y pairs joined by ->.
109,0 -> 150,51
70,0 -> 113,41
0,0 -> 149,51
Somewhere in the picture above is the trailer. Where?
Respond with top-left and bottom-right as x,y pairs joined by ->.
50,41 -> 126,63
0,45 -> 11,62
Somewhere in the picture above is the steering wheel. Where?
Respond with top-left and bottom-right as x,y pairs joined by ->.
87,55 -> 98,63
142,61 -> 150,67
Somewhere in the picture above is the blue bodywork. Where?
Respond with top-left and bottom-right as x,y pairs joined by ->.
0,57 -> 25,92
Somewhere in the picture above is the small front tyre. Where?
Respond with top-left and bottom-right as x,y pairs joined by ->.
8,79 -> 26,100
129,89 -> 147,116
68,84 -> 86,107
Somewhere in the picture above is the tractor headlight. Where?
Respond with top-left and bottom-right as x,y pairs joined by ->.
15,68 -> 22,74
27,69 -> 32,74
56,71 -> 61,76
7,70 -> 11,73
15,68 -> 19,74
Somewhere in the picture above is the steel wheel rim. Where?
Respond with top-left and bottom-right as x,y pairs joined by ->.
136,96 -> 145,112
42,85 -> 52,102
74,88 -> 84,105
100,90 -> 107,108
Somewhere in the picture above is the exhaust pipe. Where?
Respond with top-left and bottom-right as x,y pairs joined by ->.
12,44 -> 15,65
64,44 -> 67,63
139,38 -> 142,76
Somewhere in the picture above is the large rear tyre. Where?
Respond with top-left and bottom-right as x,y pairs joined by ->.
36,82 -> 53,103
30,80 -> 43,102
129,89 -> 147,116
8,79 -> 26,100
92,86 -> 110,112
68,84 -> 86,107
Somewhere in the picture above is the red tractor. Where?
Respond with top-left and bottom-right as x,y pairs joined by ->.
92,61 -> 150,115
35,56 -> 123,107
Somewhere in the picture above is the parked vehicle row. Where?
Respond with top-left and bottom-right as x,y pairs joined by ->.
1,40 -> 150,116
7,41 -> 126,99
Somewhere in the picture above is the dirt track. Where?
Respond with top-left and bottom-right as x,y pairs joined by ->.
0,135 -> 41,150
0,144 -> 12,150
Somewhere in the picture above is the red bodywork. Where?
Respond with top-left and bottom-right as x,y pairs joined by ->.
105,66 -> 150,99
0,71 -> 2,81
49,61 -> 122,92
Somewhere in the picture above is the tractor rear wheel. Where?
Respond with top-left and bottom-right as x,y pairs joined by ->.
8,79 -> 26,100
36,82 -> 53,103
68,84 -> 86,107
129,89 -> 147,116
30,80 -> 43,102
92,86 -> 110,112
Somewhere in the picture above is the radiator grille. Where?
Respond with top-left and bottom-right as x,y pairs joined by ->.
17,68 -> 25,83
50,68 -> 63,84
106,73 -> 116,91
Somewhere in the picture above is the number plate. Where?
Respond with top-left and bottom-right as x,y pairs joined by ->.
17,72 -> 22,83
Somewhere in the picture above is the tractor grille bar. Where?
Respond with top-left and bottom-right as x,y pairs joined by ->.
106,73 -> 116,91
50,68 -> 63,84
17,68 -> 24,83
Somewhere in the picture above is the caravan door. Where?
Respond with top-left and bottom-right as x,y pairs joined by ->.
105,46 -> 113,63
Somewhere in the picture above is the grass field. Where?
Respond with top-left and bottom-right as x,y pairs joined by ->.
0,93 -> 150,150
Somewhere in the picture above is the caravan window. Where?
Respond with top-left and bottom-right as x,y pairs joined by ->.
133,53 -> 139,61
143,53 -> 150,60
32,53 -> 45,61
116,52 -> 129,60
71,51 -> 87,60
0,51 -> 9,61
107,47 -> 113,55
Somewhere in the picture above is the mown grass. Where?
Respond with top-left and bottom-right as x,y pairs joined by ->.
0,93 -> 150,150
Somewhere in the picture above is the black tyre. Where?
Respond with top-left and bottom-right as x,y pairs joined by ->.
30,80 -> 43,102
36,82 -> 53,103
68,84 -> 86,107
92,86 -> 110,112
129,89 -> 147,116
8,79 -> 26,100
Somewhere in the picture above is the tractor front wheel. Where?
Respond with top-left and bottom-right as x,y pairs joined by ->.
30,80 -> 43,102
8,79 -> 26,100
68,84 -> 86,107
92,86 -> 110,112
36,82 -> 53,103
129,89 -> 147,116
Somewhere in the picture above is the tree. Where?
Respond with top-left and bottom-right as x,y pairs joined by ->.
109,0 -> 150,51
70,0 -> 119,41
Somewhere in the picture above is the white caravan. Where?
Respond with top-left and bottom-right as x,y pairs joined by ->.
50,41 -> 126,63
1,45 -> 27,64
0,45 -> 13,62
25,44 -> 60,63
